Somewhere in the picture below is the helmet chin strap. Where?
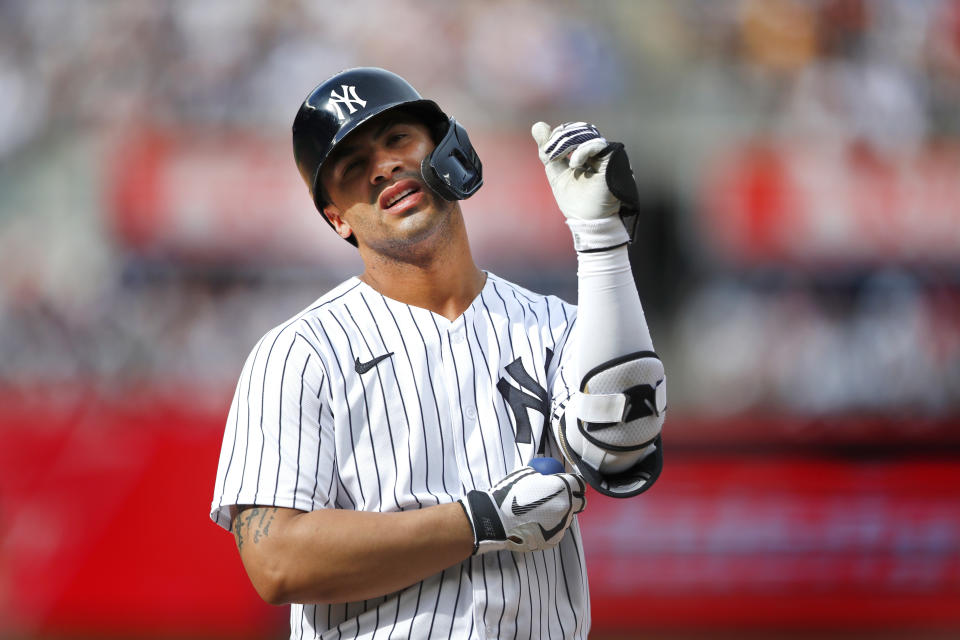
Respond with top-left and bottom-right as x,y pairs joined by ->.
420,118 -> 483,201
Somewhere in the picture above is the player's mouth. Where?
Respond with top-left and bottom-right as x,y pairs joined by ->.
378,179 -> 424,215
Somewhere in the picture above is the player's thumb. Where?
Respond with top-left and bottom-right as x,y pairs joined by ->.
531,121 -> 552,148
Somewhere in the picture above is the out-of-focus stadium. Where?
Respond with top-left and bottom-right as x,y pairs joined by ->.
1,0 -> 958,638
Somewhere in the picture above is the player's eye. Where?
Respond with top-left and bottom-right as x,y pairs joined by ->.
341,158 -> 363,177
388,132 -> 407,144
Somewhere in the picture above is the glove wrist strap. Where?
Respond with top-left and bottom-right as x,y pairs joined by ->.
463,491 -> 506,555
566,217 -> 629,253
456,499 -> 480,555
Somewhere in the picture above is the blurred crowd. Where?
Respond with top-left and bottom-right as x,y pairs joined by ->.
1,0 -> 958,418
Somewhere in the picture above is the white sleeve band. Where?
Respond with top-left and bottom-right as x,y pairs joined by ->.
566,216 -> 630,252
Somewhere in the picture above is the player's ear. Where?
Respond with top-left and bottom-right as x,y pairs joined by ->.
322,204 -> 353,240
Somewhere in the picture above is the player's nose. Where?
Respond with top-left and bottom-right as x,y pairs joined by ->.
370,147 -> 404,185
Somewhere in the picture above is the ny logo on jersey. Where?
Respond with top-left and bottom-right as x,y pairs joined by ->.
328,84 -> 366,120
496,349 -> 552,446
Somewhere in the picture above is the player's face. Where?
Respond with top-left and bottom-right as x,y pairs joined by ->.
320,113 -> 454,254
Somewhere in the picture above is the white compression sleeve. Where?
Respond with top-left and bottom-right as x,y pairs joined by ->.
571,219 -> 656,473
575,244 -> 653,376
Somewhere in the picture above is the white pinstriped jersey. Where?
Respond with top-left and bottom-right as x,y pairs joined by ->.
210,272 -> 589,639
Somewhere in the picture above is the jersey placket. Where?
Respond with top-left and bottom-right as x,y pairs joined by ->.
438,306 -> 504,640
436,307 -> 491,493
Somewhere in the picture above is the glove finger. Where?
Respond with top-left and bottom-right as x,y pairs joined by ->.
546,123 -> 602,161
504,466 -> 537,482
531,121 -> 552,148
568,137 -> 609,170
563,474 -> 587,514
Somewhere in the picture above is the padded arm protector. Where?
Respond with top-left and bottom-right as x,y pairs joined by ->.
553,351 -> 666,498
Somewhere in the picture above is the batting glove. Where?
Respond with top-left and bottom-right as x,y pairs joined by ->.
459,465 -> 586,554
532,121 -> 641,252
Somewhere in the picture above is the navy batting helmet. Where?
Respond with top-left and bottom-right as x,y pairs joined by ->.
292,67 -> 483,246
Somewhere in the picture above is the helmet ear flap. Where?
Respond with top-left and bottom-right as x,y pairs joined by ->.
420,118 -> 483,201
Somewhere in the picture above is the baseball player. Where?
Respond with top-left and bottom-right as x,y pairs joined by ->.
210,67 -> 666,639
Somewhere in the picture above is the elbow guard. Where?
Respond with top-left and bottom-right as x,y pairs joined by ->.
554,351 -> 666,498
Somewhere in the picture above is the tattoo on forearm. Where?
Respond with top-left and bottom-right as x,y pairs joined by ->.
233,507 -> 278,552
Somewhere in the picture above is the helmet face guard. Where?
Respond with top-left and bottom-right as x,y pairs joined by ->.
292,67 -> 483,246
421,118 -> 482,201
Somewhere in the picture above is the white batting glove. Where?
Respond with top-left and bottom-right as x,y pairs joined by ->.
532,121 -> 639,252
459,465 -> 586,554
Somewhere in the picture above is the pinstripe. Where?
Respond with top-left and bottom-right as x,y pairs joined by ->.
478,292 -> 524,471
468,306 -> 511,481
310,377 -> 324,509
272,339 -> 296,504
496,280 -> 552,637
425,567 -> 446,638
450,319 -> 495,488
210,276 -> 588,639
446,562 -> 465,640
292,354 -> 310,508
344,305 -> 402,511
511,288 -> 553,637
330,311 -> 385,510
568,524 -> 589,637
302,319 -> 349,510
479,558 -> 490,637
433,313 -> 478,491
487,279 -> 538,639
409,581 -> 425,639
520,551 -> 536,639
493,553 -> 506,640
506,551 -> 523,640
557,534 -> 580,636
409,305 -> 452,495
488,280 -> 522,446
359,291 -> 423,509
547,297 -> 581,637
510,286 -> 546,455
380,296 -> 440,505
253,336 -> 277,501
216,379 -> 243,526
310,316 -> 365,507
232,336 -> 262,507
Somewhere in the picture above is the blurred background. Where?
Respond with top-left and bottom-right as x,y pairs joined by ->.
1,0 -> 958,638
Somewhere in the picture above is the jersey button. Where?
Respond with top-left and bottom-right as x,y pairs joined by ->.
451,332 -> 465,344
465,407 -> 477,420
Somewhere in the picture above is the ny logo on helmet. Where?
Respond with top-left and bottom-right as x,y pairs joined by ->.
329,85 -> 366,120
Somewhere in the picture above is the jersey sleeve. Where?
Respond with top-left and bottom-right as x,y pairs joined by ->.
210,322 -> 337,531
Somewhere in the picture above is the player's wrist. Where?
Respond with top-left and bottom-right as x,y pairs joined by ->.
455,499 -> 479,555
566,216 -> 630,253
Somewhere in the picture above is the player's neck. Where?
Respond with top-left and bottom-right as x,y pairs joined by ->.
357,215 -> 486,321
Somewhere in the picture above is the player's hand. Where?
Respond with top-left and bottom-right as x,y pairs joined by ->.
531,121 -> 623,221
459,465 -> 586,554
532,121 -> 640,251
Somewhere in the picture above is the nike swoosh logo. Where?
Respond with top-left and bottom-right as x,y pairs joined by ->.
354,352 -> 394,375
538,517 -> 569,542
537,481 -> 576,541
511,488 -> 564,516
490,469 -> 535,508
